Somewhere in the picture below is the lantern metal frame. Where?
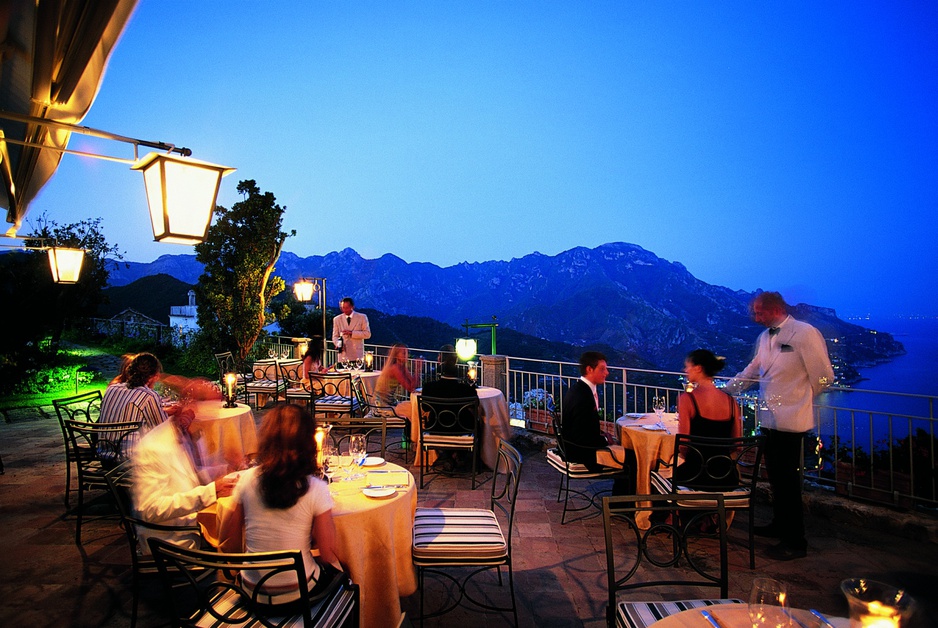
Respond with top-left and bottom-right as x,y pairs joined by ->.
292,277 -> 328,343
0,235 -> 85,284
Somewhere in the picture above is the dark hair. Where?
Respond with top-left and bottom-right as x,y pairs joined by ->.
438,344 -> 457,376
303,337 -> 324,362
578,351 -> 607,376
125,353 -> 162,388
340,297 -> 354,307
686,349 -> 726,378
752,291 -> 788,315
111,353 -> 136,384
256,404 -> 319,509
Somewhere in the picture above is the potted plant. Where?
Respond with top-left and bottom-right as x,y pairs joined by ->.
522,388 -> 555,434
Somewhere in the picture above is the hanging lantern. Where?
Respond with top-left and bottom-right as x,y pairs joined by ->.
48,247 -> 85,284
455,338 -> 477,362
294,279 -> 315,302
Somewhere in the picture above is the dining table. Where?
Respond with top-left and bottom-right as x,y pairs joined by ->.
647,602 -> 848,627
191,400 -> 257,471
616,412 -> 680,529
408,386 -> 513,470
198,461 -> 417,628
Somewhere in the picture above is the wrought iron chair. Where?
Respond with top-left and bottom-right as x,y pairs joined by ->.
350,376 -> 411,462
650,434 -> 765,568
412,439 -> 522,626
547,412 -> 629,524
417,394 -> 482,489
307,372 -> 359,420
603,493 -> 742,628
53,390 -> 103,508
104,461 -> 203,628
62,417 -> 140,544
148,538 -> 360,628
245,359 -> 291,407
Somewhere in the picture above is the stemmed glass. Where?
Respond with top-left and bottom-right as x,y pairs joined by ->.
349,435 -> 367,480
749,577 -> 792,628
652,396 -> 666,420
355,358 -> 364,370
322,445 -> 338,484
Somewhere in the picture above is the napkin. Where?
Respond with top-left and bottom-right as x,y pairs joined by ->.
367,470 -> 409,488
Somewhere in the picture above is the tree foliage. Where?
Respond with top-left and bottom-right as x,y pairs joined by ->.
194,180 -> 294,363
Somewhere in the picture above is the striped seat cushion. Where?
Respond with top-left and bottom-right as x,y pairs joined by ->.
246,379 -> 284,391
422,433 -> 474,447
315,395 -> 357,410
649,473 -> 751,507
194,583 -> 357,628
413,508 -> 506,561
284,387 -> 309,399
546,448 -> 620,478
616,599 -> 744,628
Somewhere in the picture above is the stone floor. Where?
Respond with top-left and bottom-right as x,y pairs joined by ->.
1,405 -> 937,628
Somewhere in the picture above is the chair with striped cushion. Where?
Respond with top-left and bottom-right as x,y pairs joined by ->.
417,394 -> 482,489
412,439 -> 522,626
650,434 -> 765,568
307,372 -> 359,419
603,493 -> 742,628
548,412 -> 627,524
53,391 -> 103,508
148,538 -> 359,628
245,359 -> 291,407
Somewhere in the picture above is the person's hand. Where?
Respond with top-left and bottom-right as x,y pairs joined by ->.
214,475 -> 237,498
342,330 -> 352,337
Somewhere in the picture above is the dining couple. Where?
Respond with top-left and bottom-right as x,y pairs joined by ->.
560,291 -> 834,561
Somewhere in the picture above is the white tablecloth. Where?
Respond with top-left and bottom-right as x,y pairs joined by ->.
191,400 -> 257,470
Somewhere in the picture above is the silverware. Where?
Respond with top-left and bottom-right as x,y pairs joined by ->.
366,484 -> 408,489
700,610 -> 722,628
810,609 -> 836,628
783,607 -> 811,628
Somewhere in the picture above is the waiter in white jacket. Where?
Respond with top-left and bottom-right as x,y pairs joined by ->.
331,297 -> 372,361
725,291 -> 834,561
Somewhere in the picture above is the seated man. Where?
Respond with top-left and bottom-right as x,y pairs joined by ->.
561,351 -> 635,493
421,345 -> 479,472
132,404 -> 236,551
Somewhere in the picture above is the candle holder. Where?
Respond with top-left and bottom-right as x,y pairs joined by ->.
364,351 -> 374,372
840,578 -> 915,627
223,372 -> 238,408
467,361 -> 478,388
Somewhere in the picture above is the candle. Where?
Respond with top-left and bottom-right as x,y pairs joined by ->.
467,366 -> 477,382
858,601 -> 901,628
364,351 -> 374,370
224,373 -> 237,405
314,427 -> 325,469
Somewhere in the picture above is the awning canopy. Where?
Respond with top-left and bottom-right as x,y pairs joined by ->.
0,0 -> 138,235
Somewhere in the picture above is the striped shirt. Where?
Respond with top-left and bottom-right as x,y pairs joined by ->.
99,383 -> 169,459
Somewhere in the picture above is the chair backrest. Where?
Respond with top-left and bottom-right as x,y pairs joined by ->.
602,493 -> 729,610
418,395 -> 480,435
668,434 -> 764,492
54,390 -> 103,428
550,411 -> 571,461
279,360 -> 307,390
491,439 -> 524,553
214,351 -> 235,381
308,372 -> 354,399
63,418 -> 141,468
251,360 -> 282,383
148,538 -> 358,628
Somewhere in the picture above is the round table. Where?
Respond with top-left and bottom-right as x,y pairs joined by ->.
647,603 -> 848,627
191,400 -> 257,470
616,412 -> 679,529
199,462 -> 416,628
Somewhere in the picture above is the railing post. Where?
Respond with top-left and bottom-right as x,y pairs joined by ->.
481,354 -> 508,398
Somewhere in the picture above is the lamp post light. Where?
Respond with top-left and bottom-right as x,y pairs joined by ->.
47,247 -> 85,284
461,316 -> 499,356
293,277 -> 328,342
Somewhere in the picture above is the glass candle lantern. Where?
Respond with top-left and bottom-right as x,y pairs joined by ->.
223,373 -> 238,407
841,579 -> 915,628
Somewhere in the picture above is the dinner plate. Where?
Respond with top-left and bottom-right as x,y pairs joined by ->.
362,487 -> 396,498
641,424 -> 667,431
362,456 -> 385,467
624,413 -> 645,419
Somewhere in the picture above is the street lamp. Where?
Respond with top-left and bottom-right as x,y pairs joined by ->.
293,277 -> 328,342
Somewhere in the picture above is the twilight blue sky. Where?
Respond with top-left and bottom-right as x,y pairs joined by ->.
26,1 -> 938,318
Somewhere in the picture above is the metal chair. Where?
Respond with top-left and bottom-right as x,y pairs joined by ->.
104,461 -> 202,628
650,434 -> 765,568
53,390 -> 103,508
412,439 -> 522,626
62,417 -> 140,544
351,376 -> 411,462
417,394 -> 482,489
245,359 -> 291,407
602,494 -> 742,628
548,412 -> 628,524
148,538 -> 360,628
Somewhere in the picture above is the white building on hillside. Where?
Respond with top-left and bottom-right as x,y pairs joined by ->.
169,290 -> 199,345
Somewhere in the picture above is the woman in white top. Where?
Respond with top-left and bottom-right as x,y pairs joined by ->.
231,404 -> 343,602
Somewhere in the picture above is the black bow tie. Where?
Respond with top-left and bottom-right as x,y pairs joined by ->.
346,316 -> 352,325
769,327 -> 781,336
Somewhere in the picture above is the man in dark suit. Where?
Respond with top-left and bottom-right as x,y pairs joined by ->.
421,345 -> 479,471
561,351 -> 634,493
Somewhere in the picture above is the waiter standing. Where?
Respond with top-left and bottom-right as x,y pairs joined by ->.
726,291 -> 834,561
331,297 -> 371,361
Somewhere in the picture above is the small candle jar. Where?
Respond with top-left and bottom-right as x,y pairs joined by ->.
364,351 -> 374,371
224,373 -> 238,407
841,578 -> 915,628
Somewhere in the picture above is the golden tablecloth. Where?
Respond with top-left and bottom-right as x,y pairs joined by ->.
191,400 -> 257,470
616,412 -> 679,528
409,386 -> 513,470
647,603 -> 848,627
199,462 -> 416,628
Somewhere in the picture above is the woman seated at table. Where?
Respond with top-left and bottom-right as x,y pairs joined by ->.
674,349 -> 742,490
301,337 -> 327,381
374,343 -> 423,418
228,404 -> 344,604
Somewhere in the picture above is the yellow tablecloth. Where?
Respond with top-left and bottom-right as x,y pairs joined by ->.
616,412 -> 679,528
192,400 -> 257,470
647,603 -> 848,627
199,462 -> 416,628
409,386 -> 513,469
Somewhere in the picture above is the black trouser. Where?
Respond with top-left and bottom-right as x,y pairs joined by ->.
763,428 -> 807,549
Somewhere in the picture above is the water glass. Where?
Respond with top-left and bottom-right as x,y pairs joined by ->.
749,577 -> 791,627
653,396 -> 666,420
349,435 -> 367,479
322,445 -> 338,483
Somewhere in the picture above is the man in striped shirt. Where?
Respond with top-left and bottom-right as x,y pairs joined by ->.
99,353 -> 174,459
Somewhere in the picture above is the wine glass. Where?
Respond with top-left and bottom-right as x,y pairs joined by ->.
322,445 -> 338,483
652,395 -> 666,420
355,358 -> 364,370
749,577 -> 791,628
349,435 -> 367,479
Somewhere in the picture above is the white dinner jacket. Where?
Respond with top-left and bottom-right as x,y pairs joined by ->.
331,310 -> 372,360
725,316 -> 834,433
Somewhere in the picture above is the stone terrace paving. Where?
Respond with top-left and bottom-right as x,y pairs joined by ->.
1,404 -> 937,628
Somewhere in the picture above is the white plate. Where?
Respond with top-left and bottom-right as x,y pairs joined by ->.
362,486 -> 396,498
641,424 -> 666,431
624,413 -> 645,419
362,456 -> 385,467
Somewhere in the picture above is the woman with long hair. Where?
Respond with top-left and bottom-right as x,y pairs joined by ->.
302,336 -> 327,381
231,404 -> 342,601
374,343 -> 423,418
